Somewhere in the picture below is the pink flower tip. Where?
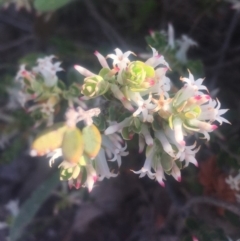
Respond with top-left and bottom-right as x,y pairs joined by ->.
93,175 -> 98,182
156,54 -> 162,58
177,176 -> 182,182
149,29 -> 154,35
75,181 -> 81,189
192,236 -> 199,241
74,65 -> 80,70
94,50 -> 99,55
205,95 -> 211,100
114,66 -> 120,72
159,181 -> 165,187
195,162 -> 199,167
194,95 -> 202,100
180,140 -> 186,146
211,125 -> 218,130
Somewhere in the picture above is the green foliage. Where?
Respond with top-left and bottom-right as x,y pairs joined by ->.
185,217 -> 228,241
34,0 -> 73,12
10,171 -> 59,241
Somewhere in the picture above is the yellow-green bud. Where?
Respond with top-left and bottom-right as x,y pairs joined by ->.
82,75 -> 109,98
122,61 -> 155,92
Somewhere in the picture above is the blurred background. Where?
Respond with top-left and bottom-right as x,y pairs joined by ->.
0,0 -> 240,240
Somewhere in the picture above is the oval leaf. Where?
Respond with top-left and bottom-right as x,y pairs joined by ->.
82,125 -> 101,159
31,122 -> 67,156
62,127 -> 84,163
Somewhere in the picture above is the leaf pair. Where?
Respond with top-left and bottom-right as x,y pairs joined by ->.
31,123 -> 102,163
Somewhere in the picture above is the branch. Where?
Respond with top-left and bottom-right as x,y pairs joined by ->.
82,0 -> 127,49
0,35 -> 34,52
182,196 -> 240,217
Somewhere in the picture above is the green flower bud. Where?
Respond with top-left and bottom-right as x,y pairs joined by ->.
122,61 -> 155,92
82,75 -> 109,98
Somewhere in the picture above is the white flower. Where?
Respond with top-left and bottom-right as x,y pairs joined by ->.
106,48 -> 135,69
133,143 -> 166,186
180,70 -> 207,93
102,134 -> 128,166
226,172 -> 240,191
145,46 -> 170,69
33,56 -> 62,87
95,148 -> 118,179
199,98 -> 230,125
179,143 -> 200,167
65,107 -> 100,127
176,35 -> 198,63
132,93 -> 156,122
104,117 -> 132,135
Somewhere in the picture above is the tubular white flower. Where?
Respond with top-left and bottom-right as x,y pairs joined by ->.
104,117 -> 132,135
85,163 -> 98,192
138,135 -> 145,153
94,51 -> 110,68
173,117 -> 185,146
155,163 -> 166,187
145,46 -> 170,69
171,162 -> 181,182
95,148 -> 118,180
141,124 -> 154,146
74,65 -> 96,77
155,130 -> 175,158
132,144 -> 155,179
176,35 -> 198,63
110,84 -> 134,111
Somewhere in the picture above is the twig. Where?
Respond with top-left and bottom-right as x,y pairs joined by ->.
82,0 -> 127,49
0,14 -> 31,32
210,10 -> 240,87
182,196 -> 240,217
0,35 -> 34,52
216,139 -> 240,163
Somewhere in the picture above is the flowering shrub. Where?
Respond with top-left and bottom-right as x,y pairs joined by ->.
16,46 -> 229,192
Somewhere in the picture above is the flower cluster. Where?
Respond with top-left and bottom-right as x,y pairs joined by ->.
27,46 -> 229,191
73,47 -> 229,187
15,56 -> 84,127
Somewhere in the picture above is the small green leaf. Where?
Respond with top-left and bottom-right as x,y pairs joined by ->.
10,171 -> 59,241
121,127 -> 133,140
132,117 -> 141,133
160,153 -> 173,171
34,0 -> 72,12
